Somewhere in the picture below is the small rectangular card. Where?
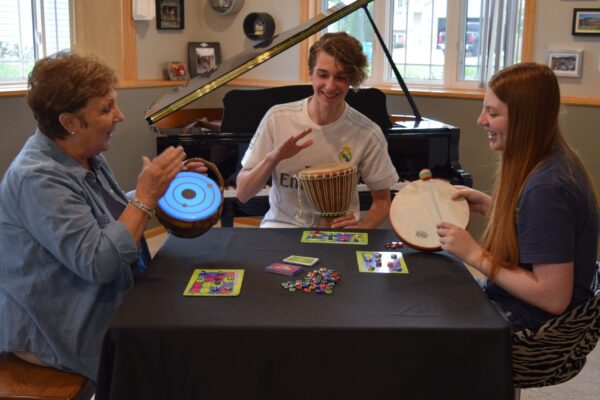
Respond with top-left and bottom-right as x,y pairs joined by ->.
300,230 -> 368,245
283,255 -> 319,267
356,251 -> 408,274
265,263 -> 303,276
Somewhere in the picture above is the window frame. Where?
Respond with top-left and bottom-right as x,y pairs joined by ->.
316,0 -> 535,91
0,0 -> 538,100
0,0 -> 72,89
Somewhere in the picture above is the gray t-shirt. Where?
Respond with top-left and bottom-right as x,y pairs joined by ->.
485,151 -> 598,330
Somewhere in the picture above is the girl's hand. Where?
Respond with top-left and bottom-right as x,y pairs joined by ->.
451,187 -> 491,216
437,221 -> 483,268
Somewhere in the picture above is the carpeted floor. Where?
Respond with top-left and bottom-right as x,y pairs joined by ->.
521,343 -> 599,399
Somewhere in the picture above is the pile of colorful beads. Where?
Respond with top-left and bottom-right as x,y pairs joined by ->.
281,267 -> 341,295
384,241 -> 403,249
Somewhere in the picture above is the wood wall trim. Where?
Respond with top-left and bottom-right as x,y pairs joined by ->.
122,0 -> 137,81
71,0 -> 129,80
4,78 -> 599,106
521,0 -> 536,62
299,0 -> 310,82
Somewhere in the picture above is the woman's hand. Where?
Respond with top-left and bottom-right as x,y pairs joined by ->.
183,159 -> 208,175
437,221 -> 484,269
451,186 -> 491,216
134,146 -> 186,208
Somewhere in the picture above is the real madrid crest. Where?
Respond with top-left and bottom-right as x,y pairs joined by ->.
338,145 -> 352,162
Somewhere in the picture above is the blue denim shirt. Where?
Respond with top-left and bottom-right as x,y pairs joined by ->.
0,130 -> 138,380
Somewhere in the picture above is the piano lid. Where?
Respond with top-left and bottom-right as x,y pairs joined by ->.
146,0 -> 375,126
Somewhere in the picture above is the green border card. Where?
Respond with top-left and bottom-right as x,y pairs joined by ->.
301,230 -> 368,245
356,251 -> 408,274
183,269 -> 244,296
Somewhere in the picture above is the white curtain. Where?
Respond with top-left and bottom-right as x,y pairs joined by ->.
479,0 -> 520,85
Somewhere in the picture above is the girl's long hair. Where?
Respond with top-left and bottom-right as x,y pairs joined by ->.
482,63 -> 597,278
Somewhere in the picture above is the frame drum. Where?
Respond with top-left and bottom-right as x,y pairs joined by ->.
296,162 -> 358,217
389,178 -> 469,251
156,158 -> 224,238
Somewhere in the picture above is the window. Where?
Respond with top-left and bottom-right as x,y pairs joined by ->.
321,0 -> 526,89
0,0 -> 71,88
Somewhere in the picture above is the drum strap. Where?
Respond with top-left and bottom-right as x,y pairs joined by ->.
294,177 -> 314,227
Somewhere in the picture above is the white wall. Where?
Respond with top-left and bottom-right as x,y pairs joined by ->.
136,0 -> 302,81
135,1 -> 600,97
534,0 -> 600,97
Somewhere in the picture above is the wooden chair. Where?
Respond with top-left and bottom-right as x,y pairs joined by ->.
0,352 -> 94,400
513,261 -> 600,398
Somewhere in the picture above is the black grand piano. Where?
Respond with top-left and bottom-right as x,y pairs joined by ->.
148,0 -> 472,226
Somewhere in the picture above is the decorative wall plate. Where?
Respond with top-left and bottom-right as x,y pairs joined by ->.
209,0 -> 244,15
243,12 -> 276,40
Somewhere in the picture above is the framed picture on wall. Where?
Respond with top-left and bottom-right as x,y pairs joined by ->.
547,50 -> 583,78
188,42 -> 221,78
165,61 -> 188,80
572,8 -> 600,35
156,0 -> 184,30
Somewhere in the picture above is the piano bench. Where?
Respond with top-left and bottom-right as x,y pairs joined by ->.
233,216 -> 262,227
0,352 -> 94,400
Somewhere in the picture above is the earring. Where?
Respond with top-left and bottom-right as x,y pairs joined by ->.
70,131 -> 76,135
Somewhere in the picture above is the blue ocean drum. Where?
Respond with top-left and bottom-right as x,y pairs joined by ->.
156,158 -> 224,238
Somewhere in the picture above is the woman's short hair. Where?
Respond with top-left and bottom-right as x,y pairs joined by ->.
308,32 -> 368,87
27,51 -> 118,140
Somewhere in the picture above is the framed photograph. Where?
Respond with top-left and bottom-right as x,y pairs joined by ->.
165,61 -> 188,81
188,42 -> 221,78
572,8 -> 600,35
156,0 -> 184,30
547,50 -> 583,78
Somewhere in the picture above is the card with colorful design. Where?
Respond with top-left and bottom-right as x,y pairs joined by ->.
265,263 -> 304,276
183,269 -> 244,296
301,230 -> 368,245
356,251 -> 408,274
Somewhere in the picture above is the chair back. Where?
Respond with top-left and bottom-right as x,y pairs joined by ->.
512,261 -> 600,388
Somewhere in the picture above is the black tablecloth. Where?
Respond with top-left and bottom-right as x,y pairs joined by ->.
96,228 -> 513,400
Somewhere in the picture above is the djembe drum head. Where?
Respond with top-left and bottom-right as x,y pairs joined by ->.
156,158 -> 224,238
158,172 -> 221,221
389,178 -> 469,251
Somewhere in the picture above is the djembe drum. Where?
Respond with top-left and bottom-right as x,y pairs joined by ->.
156,157 -> 224,238
389,169 -> 469,251
296,162 -> 358,227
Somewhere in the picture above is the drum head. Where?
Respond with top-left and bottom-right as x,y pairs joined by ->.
389,179 -> 469,251
158,171 -> 222,222
298,162 -> 356,177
